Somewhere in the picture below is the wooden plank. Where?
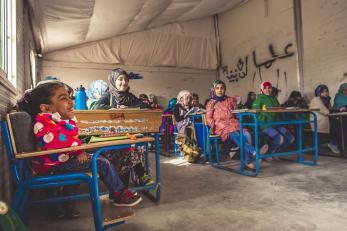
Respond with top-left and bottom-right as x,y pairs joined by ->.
74,109 -> 162,136
100,195 -> 134,226
15,137 -> 154,159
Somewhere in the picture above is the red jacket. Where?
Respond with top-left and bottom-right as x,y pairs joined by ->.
32,113 -> 83,174
205,97 -> 240,141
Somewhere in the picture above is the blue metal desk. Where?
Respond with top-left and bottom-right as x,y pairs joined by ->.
213,108 -> 319,176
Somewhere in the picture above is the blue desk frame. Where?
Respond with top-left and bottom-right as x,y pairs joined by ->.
2,118 -> 161,231
213,110 -> 319,176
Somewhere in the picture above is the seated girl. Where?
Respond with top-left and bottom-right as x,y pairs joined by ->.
244,91 -> 256,109
160,98 -> 177,136
94,68 -> 152,186
173,90 -> 201,162
16,81 -> 141,215
252,81 -> 295,157
86,80 -> 108,110
205,80 -> 256,170
333,83 -> 347,147
310,84 -> 340,153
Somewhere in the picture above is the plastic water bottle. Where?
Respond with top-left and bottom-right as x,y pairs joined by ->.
74,85 -> 87,110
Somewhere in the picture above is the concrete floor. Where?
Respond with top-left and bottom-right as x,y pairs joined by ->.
28,152 -> 347,231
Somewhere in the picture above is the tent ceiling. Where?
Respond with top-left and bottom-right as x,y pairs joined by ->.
29,0 -> 247,53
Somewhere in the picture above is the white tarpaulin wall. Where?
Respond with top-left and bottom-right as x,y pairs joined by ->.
43,17 -> 218,70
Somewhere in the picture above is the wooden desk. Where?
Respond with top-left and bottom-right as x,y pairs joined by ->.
74,109 -> 163,136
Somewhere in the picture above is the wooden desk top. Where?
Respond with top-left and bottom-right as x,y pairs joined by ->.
328,111 -> 347,116
74,109 -> 163,135
16,137 -> 154,159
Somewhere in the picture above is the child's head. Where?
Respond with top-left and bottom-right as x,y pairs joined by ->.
338,83 -> 347,96
17,81 -> 75,120
177,90 -> 192,107
260,81 -> 272,96
139,94 -> 150,104
247,91 -> 256,101
213,80 -> 226,97
87,79 -> 108,101
315,84 -> 329,98
192,93 -> 200,106
108,68 -> 129,92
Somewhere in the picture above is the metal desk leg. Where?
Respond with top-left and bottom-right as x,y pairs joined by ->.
339,115 -> 346,157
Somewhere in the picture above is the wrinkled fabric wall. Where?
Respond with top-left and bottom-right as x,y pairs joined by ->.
43,17 -> 218,70
40,61 -> 216,108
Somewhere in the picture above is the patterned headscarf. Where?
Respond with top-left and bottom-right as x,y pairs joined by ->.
211,80 -> 227,101
87,80 -> 108,101
108,68 -> 129,93
314,84 -> 331,109
314,84 -> 328,97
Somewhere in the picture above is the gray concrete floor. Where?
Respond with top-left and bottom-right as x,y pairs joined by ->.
28,152 -> 347,231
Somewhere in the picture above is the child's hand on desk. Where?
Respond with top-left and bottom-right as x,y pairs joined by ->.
77,152 -> 89,164
339,107 -> 346,112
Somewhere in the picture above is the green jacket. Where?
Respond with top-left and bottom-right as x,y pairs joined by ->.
252,94 -> 280,129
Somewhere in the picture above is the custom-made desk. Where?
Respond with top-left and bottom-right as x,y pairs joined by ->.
226,108 -> 319,176
4,109 -> 162,231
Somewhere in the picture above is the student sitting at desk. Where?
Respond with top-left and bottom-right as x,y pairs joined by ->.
333,83 -> 347,146
17,81 -> 142,218
205,80 -> 256,170
252,81 -> 295,158
94,68 -> 152,187
173,90 -> 201,162
310,84 -> 340,154
94,68 -> 149,109
333,83 -> 347,112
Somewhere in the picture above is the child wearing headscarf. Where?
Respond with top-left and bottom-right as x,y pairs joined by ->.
333,83 -> 347,147
282,91 -> 308,108
333,83 -> 347,112
94,68 -> 149,109
252,81 -> 295,157
244,91 -> 256,109
309,84 -> 340,154
173,90 -> 197,136
87,80 -> 108,110
206,80 -> 257,170
94,68 -> 152,186
173,90 -> 201,162
160,98 -> 177,136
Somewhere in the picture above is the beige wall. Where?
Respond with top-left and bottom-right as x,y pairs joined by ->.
218,0 -> 297,103
218,0 -> 347,103
40,61 -> 216,107
302,0 -> 347,99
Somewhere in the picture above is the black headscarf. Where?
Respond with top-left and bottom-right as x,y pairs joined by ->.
107,68 -> 149,108
314,84 -> 331,109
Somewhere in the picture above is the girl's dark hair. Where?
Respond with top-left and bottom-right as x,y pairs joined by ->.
17,81 -> 73,118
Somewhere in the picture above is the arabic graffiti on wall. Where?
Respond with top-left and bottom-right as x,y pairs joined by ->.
222,43 -> 295,85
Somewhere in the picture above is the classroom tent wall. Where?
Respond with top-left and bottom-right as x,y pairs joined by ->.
218,0 -> 347,103
29,0 -> 248,106
39,18 -> 219,106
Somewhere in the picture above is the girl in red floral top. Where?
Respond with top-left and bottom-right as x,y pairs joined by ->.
17,81 -> 142,218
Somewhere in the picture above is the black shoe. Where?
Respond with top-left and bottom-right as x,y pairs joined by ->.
49,203 -> 65,220
64,202 -> 80,219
